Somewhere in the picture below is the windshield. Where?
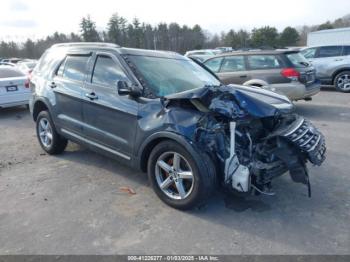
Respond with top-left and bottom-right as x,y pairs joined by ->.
286,52 -> 310,68
126,55 -> 221,97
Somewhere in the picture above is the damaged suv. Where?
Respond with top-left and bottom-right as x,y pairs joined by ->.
30,43 -> 326,209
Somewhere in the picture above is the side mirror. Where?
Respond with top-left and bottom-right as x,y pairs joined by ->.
117,81 -> 141,97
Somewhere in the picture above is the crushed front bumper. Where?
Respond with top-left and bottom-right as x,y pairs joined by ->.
280,116 -> 326,166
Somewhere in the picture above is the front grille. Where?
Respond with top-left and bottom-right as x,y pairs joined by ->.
281,117 -> 326,165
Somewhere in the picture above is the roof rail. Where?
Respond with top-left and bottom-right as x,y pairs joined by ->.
51,42 -> 120,48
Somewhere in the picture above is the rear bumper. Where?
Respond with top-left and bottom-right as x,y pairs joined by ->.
269,81 -> 320,101
304,81 -> 321,98
0,100 -> 29,108
0,92 -> 30,108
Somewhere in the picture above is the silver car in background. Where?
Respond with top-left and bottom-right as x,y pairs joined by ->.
0,66 -> 30,108
301,45 -> 350,92
17,60 -> 37,75
185,49 -> 222,62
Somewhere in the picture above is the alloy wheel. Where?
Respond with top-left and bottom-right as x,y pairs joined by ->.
38,118 -> 53,148
155,152 -> 194,200
337,74 -> 350,91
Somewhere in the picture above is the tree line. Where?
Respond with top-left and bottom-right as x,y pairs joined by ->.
1,13 -> 350,59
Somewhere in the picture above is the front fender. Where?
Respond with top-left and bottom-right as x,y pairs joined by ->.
136,131 -> 200,172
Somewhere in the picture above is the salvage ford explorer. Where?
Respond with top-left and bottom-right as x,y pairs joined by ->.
29,43 -> 326,209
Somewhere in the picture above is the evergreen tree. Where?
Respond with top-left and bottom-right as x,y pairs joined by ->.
80,15 -> 100,42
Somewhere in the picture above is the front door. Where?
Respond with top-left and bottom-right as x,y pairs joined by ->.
82,52 -> 138,160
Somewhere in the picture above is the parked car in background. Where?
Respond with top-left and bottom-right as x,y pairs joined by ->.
215,47 -> 233,53
203,50 -> 320,101
17,60 -> 37,75
184,49 -> 221,62
0,62 -> 16,67
301,45 -> 350,92
1,58 -> 22,64
0,66 -> 30,108
29,43 -> 326,209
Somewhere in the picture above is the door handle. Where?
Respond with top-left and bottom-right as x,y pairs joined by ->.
239,75 -> 248,78
85,92 -> 98,100
49,82 -> 57,88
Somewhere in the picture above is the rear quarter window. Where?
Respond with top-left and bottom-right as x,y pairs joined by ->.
34,49 -> 66,78
247,55 -> 281,70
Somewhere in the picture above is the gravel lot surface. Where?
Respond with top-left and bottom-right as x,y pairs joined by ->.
0,90 -> 349,255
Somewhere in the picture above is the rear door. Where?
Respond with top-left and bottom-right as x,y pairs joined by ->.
82,52 -> 138,160
52,53 -> 91,135
246,54 -> 285,84
216,55 -> 251,84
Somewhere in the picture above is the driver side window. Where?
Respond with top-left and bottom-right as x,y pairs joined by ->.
92,55 -> 128,86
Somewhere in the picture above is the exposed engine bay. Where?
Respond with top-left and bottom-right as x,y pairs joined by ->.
164,85 -> 326,196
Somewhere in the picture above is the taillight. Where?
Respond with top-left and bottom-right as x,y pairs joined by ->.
281,68 -> 300,80
25,79 -> 30,88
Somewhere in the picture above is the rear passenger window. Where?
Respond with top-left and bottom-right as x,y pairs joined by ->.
247,55 -> 281,69
61,55 -> 89,82
220,56 -> 245,72
92,56 -> 127,86
317,46 -> 342,58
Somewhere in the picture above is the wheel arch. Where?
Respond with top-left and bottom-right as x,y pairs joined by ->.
137,132 -> 199,172
32,98 -> 51,121
332,68 -> 350,84
243,79 -> 269,87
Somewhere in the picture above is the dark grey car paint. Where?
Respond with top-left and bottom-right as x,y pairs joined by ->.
82,52 -> 138,157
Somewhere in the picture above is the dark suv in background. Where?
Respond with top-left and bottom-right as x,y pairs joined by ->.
204,50 -> 320,101
29,43 -> 326,209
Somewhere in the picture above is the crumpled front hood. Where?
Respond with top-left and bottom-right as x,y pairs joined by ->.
165,84 -> 294,119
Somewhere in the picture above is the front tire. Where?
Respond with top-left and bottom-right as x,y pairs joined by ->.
36,111 -> 67,155
147,140 -> 216,210
334,71 -> 350,92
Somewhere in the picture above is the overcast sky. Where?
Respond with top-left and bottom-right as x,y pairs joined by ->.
1,0 -> 350,42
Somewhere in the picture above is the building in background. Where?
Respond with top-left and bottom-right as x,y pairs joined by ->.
307,27 -> 350,46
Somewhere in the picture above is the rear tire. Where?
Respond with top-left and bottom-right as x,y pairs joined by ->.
36,111 -> 67,155
147,140 -> 216,210
334,71 -> 350,93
